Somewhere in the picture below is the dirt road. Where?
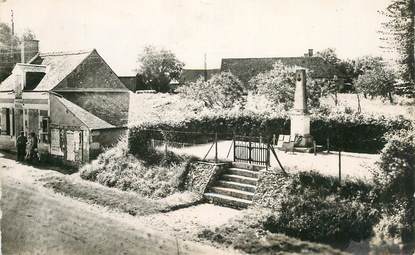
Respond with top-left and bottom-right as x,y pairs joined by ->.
0,153 -> 239,255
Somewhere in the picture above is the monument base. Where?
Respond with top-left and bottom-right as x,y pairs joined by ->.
290,113 -> 314,148
294,134 -> 314,148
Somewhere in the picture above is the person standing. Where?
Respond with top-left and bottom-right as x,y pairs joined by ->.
16,131 -> 27,162
27,132 -> 38,163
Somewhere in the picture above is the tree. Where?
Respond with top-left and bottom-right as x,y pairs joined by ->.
137,45 -> 184,92
21,29 -> 36,41
316,48 -> 340,66
249,62 -> 322,110
177,72 -> 245,109
0,22 -> 20,50
353,56 -> 385,77
372,127 -> 415,254
380,0 -> 415,94
354,57 -> 396,103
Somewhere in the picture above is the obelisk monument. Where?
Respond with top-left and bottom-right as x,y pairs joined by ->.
290,69 -> 313,148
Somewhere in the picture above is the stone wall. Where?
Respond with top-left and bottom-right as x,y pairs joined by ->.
252,170 -> 291,210
185,161 -> 230,195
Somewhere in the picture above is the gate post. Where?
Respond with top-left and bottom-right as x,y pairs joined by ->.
214,133 -> 218,163
233,135 -> 236,162
266,143 -> 270,171
248,137 -> 252,164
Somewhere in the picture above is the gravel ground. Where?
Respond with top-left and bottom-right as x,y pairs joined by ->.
165,140 -> 378,180
137,203 -> 243,241
0,151 -> 241,255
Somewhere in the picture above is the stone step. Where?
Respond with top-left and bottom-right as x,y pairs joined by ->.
232,162 -> 265,171
216,180 -> 256,193
204,193 -> 252,209
210,186 -> 254,200
221,174 -> 258,186
227,168 -> 259,178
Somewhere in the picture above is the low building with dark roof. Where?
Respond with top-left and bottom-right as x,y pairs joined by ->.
0,46 -> 129,166
179,69 -> 220,84
220,50 -> 345,87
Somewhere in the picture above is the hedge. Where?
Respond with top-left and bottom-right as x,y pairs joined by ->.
253,171 -> 379,246
129,110 -> 412,154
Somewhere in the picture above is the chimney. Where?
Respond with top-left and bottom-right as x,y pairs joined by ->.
308,49 -> 313,57
21,40 -> 39,63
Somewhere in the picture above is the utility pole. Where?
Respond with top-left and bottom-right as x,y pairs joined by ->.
204,53 -> 207,82
10,10 -> 15,62
11,10 -> 14,35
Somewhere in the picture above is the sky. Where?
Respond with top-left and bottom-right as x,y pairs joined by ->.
0,0 -> 392,75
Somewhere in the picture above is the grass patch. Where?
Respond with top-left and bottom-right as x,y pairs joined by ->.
253,171 -> 380,248
198,209 -> 347,254
80,139 -> 196,199
41,175 -> 200,216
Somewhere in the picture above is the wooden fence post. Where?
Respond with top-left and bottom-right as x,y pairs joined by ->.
266,143 -> 270,171
338,150 -> 342,184
248,138 -> 252,164
215,133 -> 218,163
327,137 -> 330,153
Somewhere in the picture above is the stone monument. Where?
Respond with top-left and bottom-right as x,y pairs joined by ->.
290,69 -> 314,149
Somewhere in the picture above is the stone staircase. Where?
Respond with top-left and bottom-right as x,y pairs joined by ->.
204,163 -> 263,209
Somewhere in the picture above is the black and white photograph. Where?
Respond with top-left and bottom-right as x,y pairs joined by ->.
0,0 -> 414,254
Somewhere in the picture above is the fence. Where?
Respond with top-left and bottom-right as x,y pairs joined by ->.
131,128 -> 355,181
233,135 -> 269,167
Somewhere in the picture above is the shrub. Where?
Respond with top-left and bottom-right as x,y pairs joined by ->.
371,125 -> 415,253
129,110 -> 412,153
198,209 -> 345,254
250,61 -> 322,110
177,72 -> 246,109
80,141 -> 194,199
265,193 -> 379,246
370,209 -> 405,253
254,171 -> 379,246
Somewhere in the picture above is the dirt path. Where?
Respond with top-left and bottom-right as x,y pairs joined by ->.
137,203 -> 243,241
0,152 -> 240,255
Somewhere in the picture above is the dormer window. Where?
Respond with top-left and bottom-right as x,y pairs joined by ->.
25,72 -> 46,91
12,63 -> 47,94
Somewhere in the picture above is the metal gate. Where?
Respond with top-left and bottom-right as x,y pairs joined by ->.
233,136 -> 270,167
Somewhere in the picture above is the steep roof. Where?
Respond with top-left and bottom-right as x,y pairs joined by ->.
220,57 -> 343,85
54,95 -> 115,130
30,50 -> 93,91
0,50 -> 92,92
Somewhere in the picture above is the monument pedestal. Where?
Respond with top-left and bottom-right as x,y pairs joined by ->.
287,69 -> 315,152
290,113 -> 314,148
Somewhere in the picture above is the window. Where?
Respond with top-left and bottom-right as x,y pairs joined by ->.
40,117 -> 49,143
1,108 -> 11,136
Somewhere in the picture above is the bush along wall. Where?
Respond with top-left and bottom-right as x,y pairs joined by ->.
253,170 -> 380,247
129,110 -> 412,154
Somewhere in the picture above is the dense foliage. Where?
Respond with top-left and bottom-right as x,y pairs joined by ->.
129,110 -> 412,153
137,45 -> 184,92
198,209 -> 346,254
80,138 -> 193,198
371,125 -> 415,253
354,57 -> 396,103
249,62 -> 321,110
177,72 -> 246,108
253,171 -> 379,246
380,0 -> 415,93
